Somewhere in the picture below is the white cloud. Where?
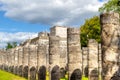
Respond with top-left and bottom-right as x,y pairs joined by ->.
0,32 -> 38,48
0,0 -> 108,26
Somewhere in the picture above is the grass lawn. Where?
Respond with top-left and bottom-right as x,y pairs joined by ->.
59,76 -> 88,80
46,71 -> 88,80
0,70 -> 27,80
82,76 -> 88,80
0,70 -> 88,80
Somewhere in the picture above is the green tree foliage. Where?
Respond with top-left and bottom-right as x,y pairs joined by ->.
12,42 -> 17,48
80,16 -> 101,47
6,42 -> 17,49
99,0 -> 120,13
6,42 -> 13,49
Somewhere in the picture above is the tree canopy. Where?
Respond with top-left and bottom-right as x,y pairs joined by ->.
99,0 -> 120,13
80,16 -> 101,47
6,42 -> 17,50
80,0 -> 120,47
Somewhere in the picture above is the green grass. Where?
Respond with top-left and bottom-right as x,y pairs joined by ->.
59,76 -> 88,80
46,71 -> 88,80
0,70 -> 27,80
0,70 -> 89,80
82,76 -> 88,80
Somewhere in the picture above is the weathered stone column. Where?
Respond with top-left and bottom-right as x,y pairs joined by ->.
0,50 -> 2,69
23,46 -> 29,78
7,50 -> 11,72
4,50 -> 8,71
8,49 -> 13,72
50,26 -> 67,78
29,45 -> 37,80
37,32 -> 49,80
18,47 -> 23,76
4,50 -> 8,72
18,47 -> 23,66
49,36 -> 60,80
1,52 -> 3,70
59,38 -> 67,78
0,50 -> 5,70
2,51 -> 5,70
67,28 -> 82,80
98,44 -> 102,79
14,48 -> 19,74
82,47 -> 88,77
38,44 -> 47,80
37,44 -> 47,80
10,49 -> 13,72
100,12 -> 120,80
0,51 -> 1,69
2,52 -> 6,70
88,39 -> 98,80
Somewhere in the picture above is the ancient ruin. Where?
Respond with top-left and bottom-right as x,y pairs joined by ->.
101,12 -> 120,80
0,12 -> 120,80
67,28 -> 82,80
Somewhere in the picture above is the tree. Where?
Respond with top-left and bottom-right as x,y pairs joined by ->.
6,42 -> 17,49
12,42 -> 17,48
80,16 -> 101,47
6,42 -> 13,49
99,0 -> 120,13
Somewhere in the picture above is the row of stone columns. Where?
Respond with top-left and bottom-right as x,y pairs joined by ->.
0,33 -> 49,80
82,41 -> 102,80
0,28 -> 102,80
0,12 -> 120,80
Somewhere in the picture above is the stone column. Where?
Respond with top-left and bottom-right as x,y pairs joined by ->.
29,45 -> 37,80
38,32 -> 49,71
7,50 -> 10,72
2,50 -> 6,70
100,12 -> 120,80
14,48 -> 19,74
98,44 -> 102,79
0,51 -> 1,69
0,51 -> 2,69
18,47 -> 23,76
10,49 -> 15,73
18,47 -> 23,66
50,26 -> 67,78
3,51 -> 6,70
8,49 -> 13,72
37,32 -> 49,80
88,39 -> 98,80
0,50 -> 4,70
1,52 -> 3,70
67,28 -> 82,80
0,50 -> 2,69
23,46 -> 29,78
37,44 -> 47,80
3,51 -> 6,71
49,36 -> 60,80
82,47 -> 88,77
59,38 -> 67,78
4,51 -> 7,71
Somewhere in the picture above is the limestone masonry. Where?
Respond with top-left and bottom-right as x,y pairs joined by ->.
0,12 -> 120,80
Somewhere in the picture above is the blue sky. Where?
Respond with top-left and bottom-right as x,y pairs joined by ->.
0,0 -> 107,48
0,12 -> 49,33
